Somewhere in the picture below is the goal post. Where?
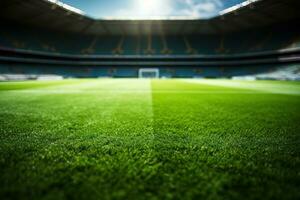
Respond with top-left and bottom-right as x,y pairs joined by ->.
138,68 -> 159,78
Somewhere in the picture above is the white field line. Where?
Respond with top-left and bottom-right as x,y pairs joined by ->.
184,79 -> 300,95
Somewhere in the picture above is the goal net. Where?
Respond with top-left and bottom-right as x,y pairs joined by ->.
138,68 -> 159,78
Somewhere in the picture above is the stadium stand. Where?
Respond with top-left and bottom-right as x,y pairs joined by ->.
0,24 -> 299,56
0,0 -> 300,79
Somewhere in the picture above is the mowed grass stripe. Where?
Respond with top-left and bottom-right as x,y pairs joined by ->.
185,79 -> 300,95
6,90 -> 270,94
150,79 -> 300,199
0,79 -> 156,199
0,79 -> 97,91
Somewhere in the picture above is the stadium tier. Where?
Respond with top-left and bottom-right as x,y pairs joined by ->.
0,24 -> 300,56
0,0 -> 300,79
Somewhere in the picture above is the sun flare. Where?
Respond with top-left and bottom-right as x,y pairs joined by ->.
135,0 -> 171,17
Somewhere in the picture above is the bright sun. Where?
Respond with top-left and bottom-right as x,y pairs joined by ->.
135,0 -> 170,17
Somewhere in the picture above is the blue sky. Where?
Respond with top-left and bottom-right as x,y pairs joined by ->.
60,0 -> 246,19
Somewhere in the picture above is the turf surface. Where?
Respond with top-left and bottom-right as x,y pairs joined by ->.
0,79 -> 299,200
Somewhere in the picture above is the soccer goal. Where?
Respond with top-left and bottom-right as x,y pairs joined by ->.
138,68 -> 159,78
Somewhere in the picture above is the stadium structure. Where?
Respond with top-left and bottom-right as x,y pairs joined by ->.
0,0 -> 300,80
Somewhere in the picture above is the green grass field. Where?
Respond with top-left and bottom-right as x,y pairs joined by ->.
0,79 -> 299,200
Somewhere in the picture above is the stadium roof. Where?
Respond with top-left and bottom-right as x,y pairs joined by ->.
56,0 -> 246,20
0,0 -> 299,35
